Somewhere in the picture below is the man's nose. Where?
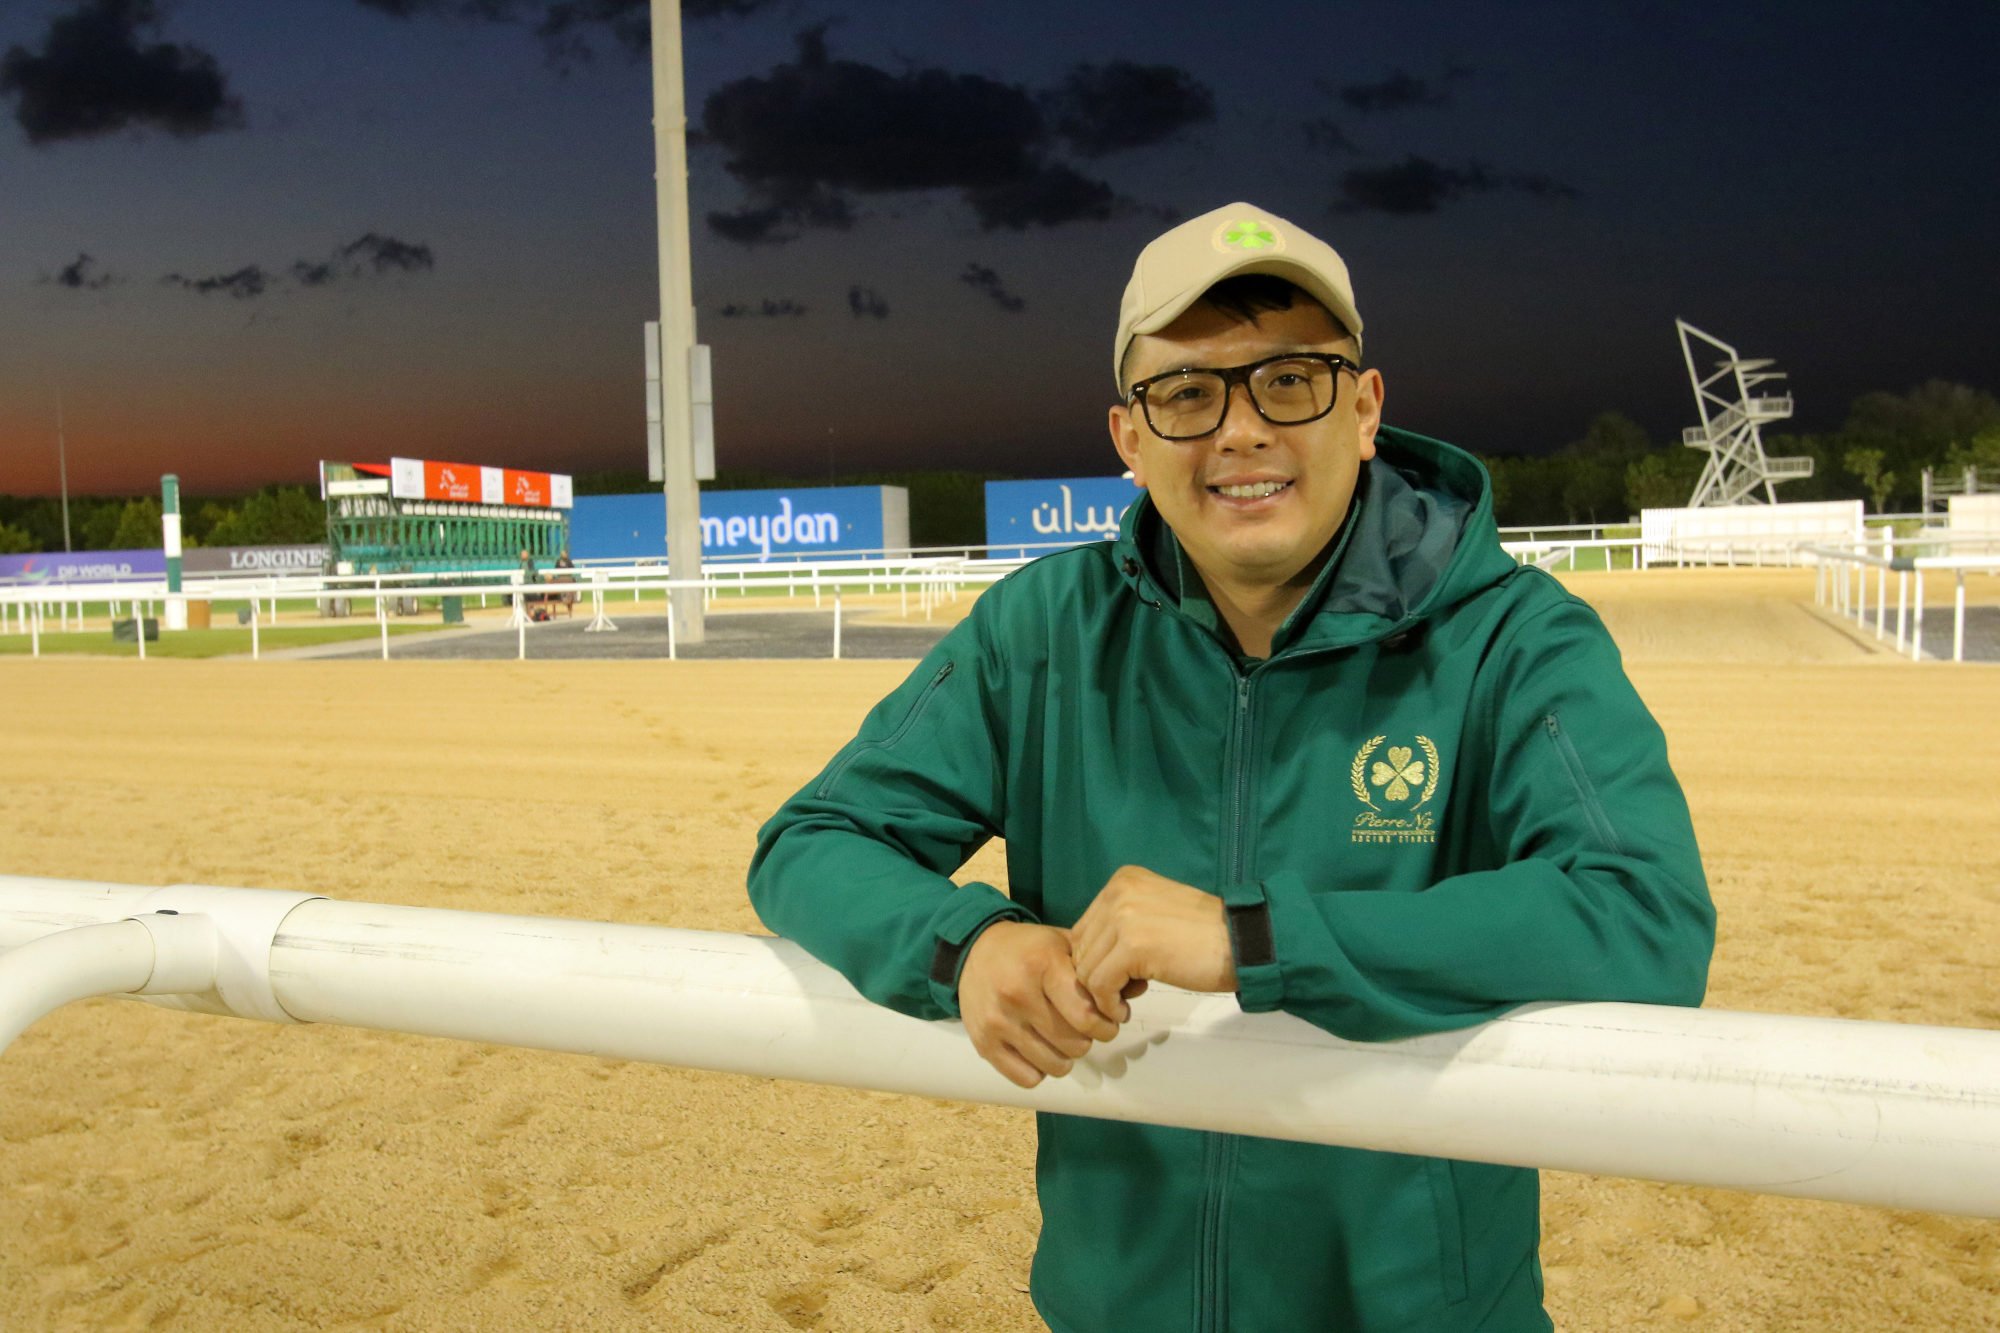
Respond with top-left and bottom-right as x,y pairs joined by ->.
1211,380 -> 1269,452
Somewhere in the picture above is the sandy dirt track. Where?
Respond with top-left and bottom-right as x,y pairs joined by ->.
2,568 -> 1997,1330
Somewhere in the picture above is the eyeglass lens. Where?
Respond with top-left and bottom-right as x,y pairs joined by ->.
1140,357 -> 1338,439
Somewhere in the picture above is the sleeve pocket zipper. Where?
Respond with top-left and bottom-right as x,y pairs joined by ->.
814,659 -> 957,799
1543,713 -> 1625,855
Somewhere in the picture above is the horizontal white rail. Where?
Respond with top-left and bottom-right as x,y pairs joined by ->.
3,876 -> 1999,1218
1807,544 -> 1999,663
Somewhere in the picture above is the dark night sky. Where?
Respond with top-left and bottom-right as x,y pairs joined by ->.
2,0 -> 1995,496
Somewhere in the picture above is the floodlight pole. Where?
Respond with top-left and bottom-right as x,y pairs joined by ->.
650,0 -> 705,644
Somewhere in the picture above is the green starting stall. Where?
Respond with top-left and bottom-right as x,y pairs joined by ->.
320,458 -> 574,576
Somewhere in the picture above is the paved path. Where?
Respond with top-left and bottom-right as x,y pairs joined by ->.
1918,604 -> 2000,663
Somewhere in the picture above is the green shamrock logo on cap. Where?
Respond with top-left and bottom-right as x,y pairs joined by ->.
1220,219 -> 1277,250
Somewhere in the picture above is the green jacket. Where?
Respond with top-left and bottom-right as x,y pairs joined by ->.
749,428 -> 1714,1332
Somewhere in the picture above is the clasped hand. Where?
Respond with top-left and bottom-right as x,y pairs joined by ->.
957,866 -> 1239,1088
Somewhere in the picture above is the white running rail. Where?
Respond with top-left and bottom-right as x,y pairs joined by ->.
4,876 -> 1999,1219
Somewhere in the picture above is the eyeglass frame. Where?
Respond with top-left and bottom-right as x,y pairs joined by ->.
1125,351 -> 1364,441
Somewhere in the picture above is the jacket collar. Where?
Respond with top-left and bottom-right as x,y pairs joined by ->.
1111,426 -> 1507,657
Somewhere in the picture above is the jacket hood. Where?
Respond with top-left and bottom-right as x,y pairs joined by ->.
1113,425 -> 1516,654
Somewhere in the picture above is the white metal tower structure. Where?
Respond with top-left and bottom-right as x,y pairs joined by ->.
1677,320 -> 1812,506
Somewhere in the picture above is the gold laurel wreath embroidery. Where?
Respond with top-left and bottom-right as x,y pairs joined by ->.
1350,735 -> 1386,811
1415,735 -> 1441,808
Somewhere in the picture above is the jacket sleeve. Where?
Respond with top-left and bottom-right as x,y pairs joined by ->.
1228,594 -> 1715,1041
746,593 -> 1033,1021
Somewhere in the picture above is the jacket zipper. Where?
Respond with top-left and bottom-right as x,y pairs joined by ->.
1543,713 -> 1624,853
1195,669 -> 1256,1333
812,659 -> 956,799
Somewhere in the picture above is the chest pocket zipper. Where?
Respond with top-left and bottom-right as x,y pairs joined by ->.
814,659 -> 957,799
1543,713 -> 1624,854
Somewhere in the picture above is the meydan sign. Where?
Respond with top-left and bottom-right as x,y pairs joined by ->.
569,487 -> 909,561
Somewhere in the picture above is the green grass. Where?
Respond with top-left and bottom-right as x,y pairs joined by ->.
0,623 -> 458,659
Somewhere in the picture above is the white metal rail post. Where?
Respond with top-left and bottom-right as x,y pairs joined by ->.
4,876 -> 2000,1220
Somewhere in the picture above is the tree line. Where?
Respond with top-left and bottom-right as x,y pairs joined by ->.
0,486 -> 328,557
1501,379 -> 2000,527
4,380 -> 1994,556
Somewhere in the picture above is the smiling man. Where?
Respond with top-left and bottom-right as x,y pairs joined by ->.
750,203 -> 1714,1331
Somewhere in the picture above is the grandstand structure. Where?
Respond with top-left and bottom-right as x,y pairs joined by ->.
1677,320 -> 1813,506
320,458 -> 572,575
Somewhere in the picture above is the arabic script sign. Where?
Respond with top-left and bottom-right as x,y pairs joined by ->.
984,477 -> 1138,557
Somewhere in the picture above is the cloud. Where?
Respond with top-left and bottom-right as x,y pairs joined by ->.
958,263 -> 1025,313
1,0 -> 245,145
1042,61 -> 1214,157
964,161 -> 1124,231
536,0 -> 650,58
707,185 -> 854,246
846,286 -> 889,319
355,0 -> 775,63
292,231 -> 436,285
355,0 -> 518,15
1336,67 -> 1469,114
1336,155 -> 1578,215
701,27 -> 1129,242
705,27 -> 1040,194
48,252 -> 116,289
155,232 -> 437,297
1300,117 -> 1358,154
162,265 -> 269,299
718,297 -> 806,318
342,231 -> 436,273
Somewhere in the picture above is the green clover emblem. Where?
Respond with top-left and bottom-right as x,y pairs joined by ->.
1222,220 -> 1277,250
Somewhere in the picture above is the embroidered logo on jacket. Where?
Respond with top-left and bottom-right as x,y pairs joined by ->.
1349,735 -> 1441,844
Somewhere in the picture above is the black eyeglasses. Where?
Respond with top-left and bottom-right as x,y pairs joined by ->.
1127,352 -> 1362,441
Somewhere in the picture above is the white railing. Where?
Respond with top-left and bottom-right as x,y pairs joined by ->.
3,875 -> 1998,1219
1807,539 -> 2000,662
3,876 -> 2000,1216
8,534 -> 1991,662
0,562 -> 1016,662
1499,537 -> 1643,572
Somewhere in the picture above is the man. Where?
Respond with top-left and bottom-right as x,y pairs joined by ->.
750,202 -> 1713,1331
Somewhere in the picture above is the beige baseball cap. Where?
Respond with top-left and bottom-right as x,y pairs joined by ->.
1114,201 -> 1363,389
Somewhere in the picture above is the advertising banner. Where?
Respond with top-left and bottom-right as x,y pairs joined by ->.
570,487 -> 909,561
984,477 -> 1138,557
390,457 -> 573,510
183,546 -> 330,575
0,549 -> 167,583
502,468 -> 551,508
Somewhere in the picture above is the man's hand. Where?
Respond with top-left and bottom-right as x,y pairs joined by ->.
1070,866 -> 1238,1019
958,921 -> 1122,1088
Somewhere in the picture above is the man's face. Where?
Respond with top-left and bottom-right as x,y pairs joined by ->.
1108,299 -> 1384,597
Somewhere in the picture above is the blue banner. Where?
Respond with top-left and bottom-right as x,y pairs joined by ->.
0,549 -> 166,583
984,477 -> 1138,557
570,487 -> 904,562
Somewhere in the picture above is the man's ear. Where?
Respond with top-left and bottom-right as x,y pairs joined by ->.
1107,403 -> 1147,486
1354,368 -> 1385,462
